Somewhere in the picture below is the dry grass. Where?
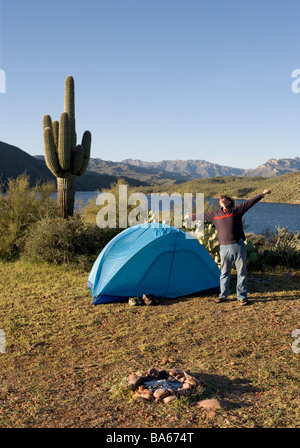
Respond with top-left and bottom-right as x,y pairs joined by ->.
0,261 -> 299,428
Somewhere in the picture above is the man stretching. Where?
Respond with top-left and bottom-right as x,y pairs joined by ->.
188,189 -> 271,305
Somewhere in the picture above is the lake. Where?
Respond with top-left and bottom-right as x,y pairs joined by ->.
55,191 -> 300,235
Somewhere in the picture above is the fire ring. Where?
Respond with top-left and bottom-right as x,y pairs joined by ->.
127,367 -> 204,404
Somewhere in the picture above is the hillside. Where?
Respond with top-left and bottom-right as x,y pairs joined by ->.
243,157 -> 300,177
131,172 -> 300,204
0,141 -> 54,186
0,141 -> 148,190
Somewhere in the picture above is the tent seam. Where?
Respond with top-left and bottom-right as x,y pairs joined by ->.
165,232 -> 178,297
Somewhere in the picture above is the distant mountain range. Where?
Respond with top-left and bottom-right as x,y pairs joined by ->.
87,156 -> 300,182
242,157 -> 300,177
120,157 -> 300,179
1,140 -> 299,190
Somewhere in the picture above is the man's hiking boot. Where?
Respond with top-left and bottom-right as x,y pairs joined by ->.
128,296 -> 144,306
214,298 -> 227,303
142,293 -> 160,306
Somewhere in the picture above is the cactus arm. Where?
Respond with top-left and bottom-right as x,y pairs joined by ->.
72,144 -> 85,175
77,130 -> 91,176
58,112 -> 71,171
43,114 -> 53,132
43,127 -> 63,177
52,120 -> 59,152
64,75 -> 76,148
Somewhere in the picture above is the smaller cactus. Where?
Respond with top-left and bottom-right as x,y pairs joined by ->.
188,221 -> 220,264
245,239 -> 261,265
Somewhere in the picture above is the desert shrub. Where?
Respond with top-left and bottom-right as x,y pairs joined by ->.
22,214 -> 113,266
0,174 -> 57,260
270,227 -> 300,267
246,228 -> 300,268
245,232 -> 272,252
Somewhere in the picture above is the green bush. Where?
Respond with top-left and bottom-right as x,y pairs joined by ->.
22,214 -> 113,266
0,174 -> 57,260
270,227 -> 300,267
246,227 -> 300,269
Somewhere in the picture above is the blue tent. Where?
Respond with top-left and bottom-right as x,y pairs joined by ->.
88,223 -> 220,304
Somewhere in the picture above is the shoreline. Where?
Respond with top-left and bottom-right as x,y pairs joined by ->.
73,190 -> 300,206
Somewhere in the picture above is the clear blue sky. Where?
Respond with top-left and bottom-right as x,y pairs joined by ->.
0,0 -> 299,169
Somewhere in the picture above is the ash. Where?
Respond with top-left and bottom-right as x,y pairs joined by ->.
143,378 -> 183,392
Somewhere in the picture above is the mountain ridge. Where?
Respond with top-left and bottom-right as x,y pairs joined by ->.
1,141 -> 299,190
121,158 -> 245,178
121,157 -> 300,179
35,154 -> 300,180
0,141 -> 148,190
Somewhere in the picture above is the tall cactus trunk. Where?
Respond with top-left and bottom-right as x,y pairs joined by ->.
57,173 -> 76,218
43,76 -> 91,218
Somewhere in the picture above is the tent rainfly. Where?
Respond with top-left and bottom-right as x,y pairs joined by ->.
88,223 -> 220,304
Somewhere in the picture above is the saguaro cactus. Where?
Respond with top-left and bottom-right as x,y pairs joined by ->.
43,75 -> 91,218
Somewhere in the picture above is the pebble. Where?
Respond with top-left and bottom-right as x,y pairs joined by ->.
197,398 -> 223,409
184,377 -> 198,387
127,374 -> 143,391
153,388 -> 170,399
197,398 -> 228,409
163,395 -> 177,404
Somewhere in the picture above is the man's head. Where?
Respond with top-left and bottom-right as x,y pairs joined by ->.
219,195 -> 235,210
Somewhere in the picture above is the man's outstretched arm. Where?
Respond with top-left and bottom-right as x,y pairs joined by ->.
185,208 -> 216,222
238,189 -> 271,215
